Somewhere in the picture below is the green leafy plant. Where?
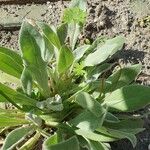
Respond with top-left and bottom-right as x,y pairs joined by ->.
0,0 -> 150,149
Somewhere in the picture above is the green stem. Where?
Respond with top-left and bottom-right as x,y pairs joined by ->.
19,132 -> 41,150
36,128 -> 50,138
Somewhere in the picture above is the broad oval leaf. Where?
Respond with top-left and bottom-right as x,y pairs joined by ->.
84,36 -> 125,66
19,20 -> 50,97
75,92 -> 105,117
105,64 -> 142,92
105,85 -> 150,112
73,44 -> 90,61
37,21 -> 61,50
69,110 -> 105,131
2,126 -> 33,150
57,45 -> 74,74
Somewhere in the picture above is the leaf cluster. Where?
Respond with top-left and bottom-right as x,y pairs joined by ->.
0,0 -> 149,149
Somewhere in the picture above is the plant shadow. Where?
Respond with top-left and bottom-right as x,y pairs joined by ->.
117,48 -> 146,64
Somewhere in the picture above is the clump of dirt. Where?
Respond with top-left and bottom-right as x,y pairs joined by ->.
0,30 -> 18,50
0,1 -> 69,49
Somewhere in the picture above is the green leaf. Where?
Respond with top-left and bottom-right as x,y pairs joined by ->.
84,36 -> 125,66
69,110 -> 105,131
68,23 -> 81,50
73,63 -> 86,76
75,129 -> 118,142
57,45 -> 74,74
75,92 -> 105,117
42,35 -> 54,63
63,4 -> 87,50
0,70 -> 21,86
105,85 -> 150,112
105,64 -> 142,92
96,119 -> 144,148
85,36 -> 107,55
44,136 -> 80,150
104,118 -> 144,134
37,21 -> 61,50
0,115 -> 29,128
108,129 -> 137,147
19,20 -> 50,97
2,126 -> 33,150
96,127 -> 137,147
73,45 -> 90,61
21,67 -> 32,96
105,112 -> 120,123
57,23 -> 68,45
0,108 -> 24,117
78,136 -> 110,150
37,96 -> 64,112
87,80 -> 103,92
63,7 -> 86,24
70,0 -> 87,11
0,47 -> 23,78
0,91 -> 23,110
87,140 -> 108,150
120,128 -> 145,135
0,82 -> 37,106
43,133 -> 58,150
0,47 -> 22,66
86,63 -> 111,81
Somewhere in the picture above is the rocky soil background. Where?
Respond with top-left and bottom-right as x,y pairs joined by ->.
0,0 -> 150,150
